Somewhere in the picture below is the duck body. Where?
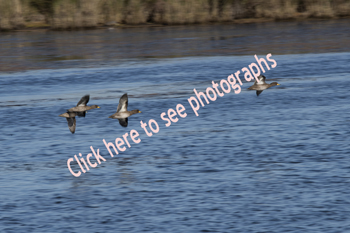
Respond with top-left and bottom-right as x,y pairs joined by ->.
109,93 -> 141,127
247,75 -> 280,96
59,112 -> 77,118
68,105 -> 100,113
108,110 -> 140,119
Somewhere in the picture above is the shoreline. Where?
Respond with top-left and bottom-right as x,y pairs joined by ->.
7,16 -> 350,33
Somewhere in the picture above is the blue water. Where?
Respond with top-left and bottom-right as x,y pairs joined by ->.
1,20 -> 350,232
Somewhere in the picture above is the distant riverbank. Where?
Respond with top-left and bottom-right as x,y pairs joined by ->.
1,0 -> 350,31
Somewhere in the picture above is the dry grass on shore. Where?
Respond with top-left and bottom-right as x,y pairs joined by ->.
0,0 -> 350,30
51,0 -> 99,29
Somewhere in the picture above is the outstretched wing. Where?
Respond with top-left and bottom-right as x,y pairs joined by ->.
66,117 -> 76,133
116,93 -> 128,113
254,75 -> 266,85
77,95 -> 90,106
118,118 -> 128,127
256,90 -> 263,96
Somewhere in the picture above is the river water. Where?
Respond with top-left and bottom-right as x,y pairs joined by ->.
0,19 -> 350,232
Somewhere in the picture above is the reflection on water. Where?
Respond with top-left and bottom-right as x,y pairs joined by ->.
0,19 -> 350,232
0,19 -> 350,72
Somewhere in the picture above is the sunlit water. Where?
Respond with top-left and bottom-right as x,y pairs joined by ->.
0,19 -> 350,232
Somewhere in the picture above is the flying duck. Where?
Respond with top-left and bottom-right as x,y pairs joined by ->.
67,94 -> 100,117
59,95 -> 100,133
248,75 -> 280,96
108,93 -> 141,127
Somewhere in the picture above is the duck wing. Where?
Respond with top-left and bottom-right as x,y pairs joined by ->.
77,95 -> 90,106
256,90 -> 263,96
260,75 -> 266,83
66,117 -> 76,133
254,75 -> 266,85
116,93 -> 128,113
118,118 -> 128,127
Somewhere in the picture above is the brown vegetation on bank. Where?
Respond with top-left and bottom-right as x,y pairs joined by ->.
0,0 -> 350,30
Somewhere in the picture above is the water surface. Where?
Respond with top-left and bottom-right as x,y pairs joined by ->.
0,19 -> 350,232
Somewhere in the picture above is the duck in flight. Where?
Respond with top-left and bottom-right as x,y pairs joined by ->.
59,95 -> 100,134
248,75 -> 280,96
108,93 -> 141,127
67,95 -> 100,117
